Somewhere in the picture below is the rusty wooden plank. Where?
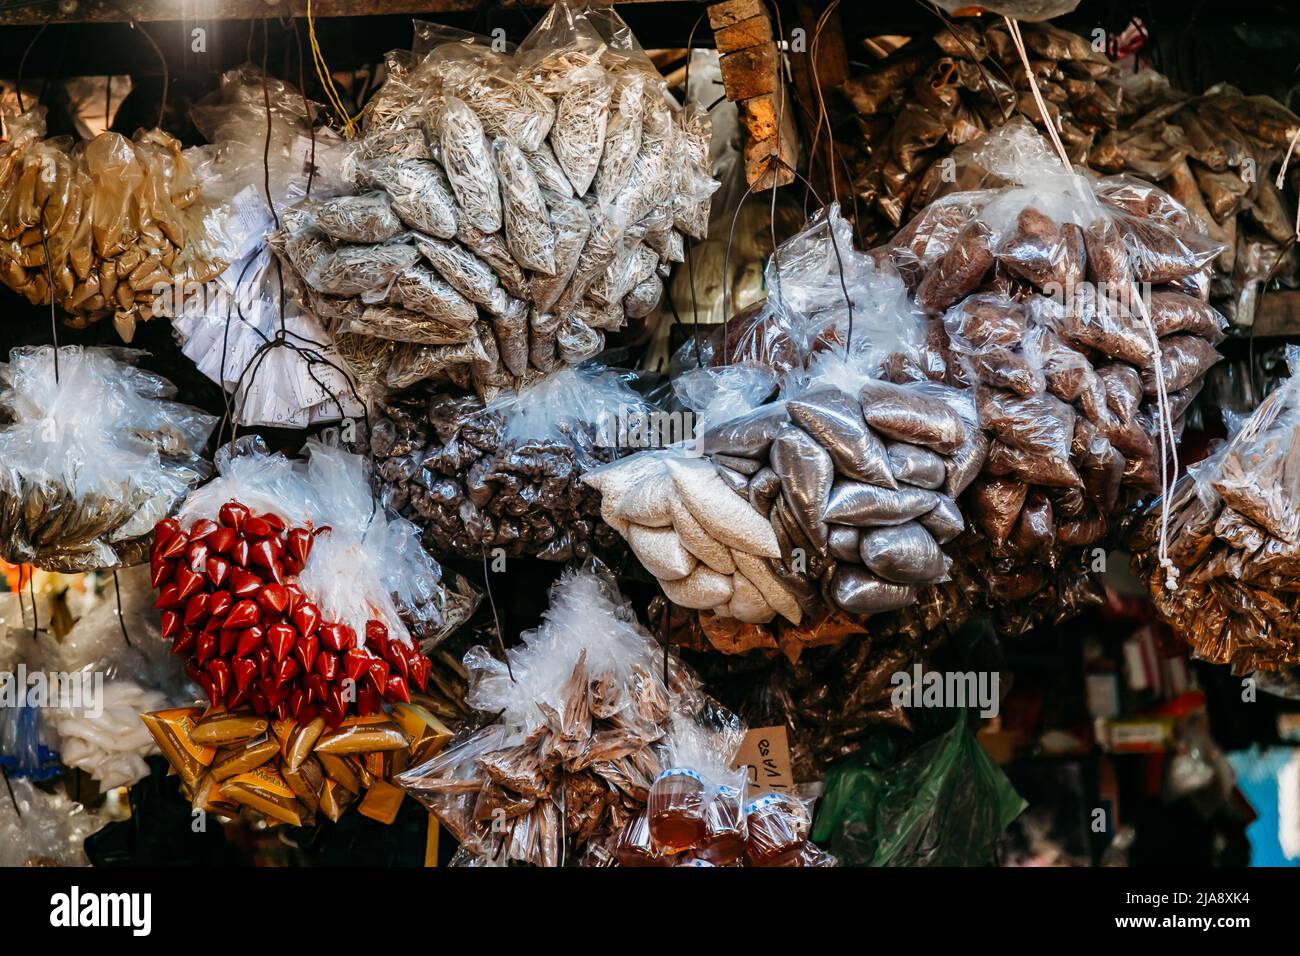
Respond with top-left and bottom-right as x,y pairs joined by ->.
741,91 -> 796,189
719,43 -> 778,101
706,0 -> 764,31
712,12 -> 771,53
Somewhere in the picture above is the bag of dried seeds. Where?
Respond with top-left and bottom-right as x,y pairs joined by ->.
396,564 -> 700,866
0,346 -> 215,571
1134,345 -> 1300,672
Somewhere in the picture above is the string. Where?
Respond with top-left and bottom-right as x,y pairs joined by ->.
111,569 -> 132,648
479,544 -> 513,681
1005,15 -> 1179,588
1276,126 -> 1300,240
14,19 -> 49,113
261,20 -> 280,232
215,25 -> 368,460
1,765 -> 18,818
27,570 -> 38,639
681,11 -> 707,367
766,0 -> 789,323
783,0 -> 856,357
104,2 -> 169,130
307,0 -> 361,137
19,565 -> 35,642
288,17 -> 319,198
36,206 -> 59,383
660,600 -> 669,686
805,0 -> 842,206
1003,17 -> 1071,167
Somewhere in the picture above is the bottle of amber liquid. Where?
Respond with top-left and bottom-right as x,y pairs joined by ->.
611,813 -> 665,867
647,768 -> 707,853
696,783 -> 747,865
743,793 -> 808,866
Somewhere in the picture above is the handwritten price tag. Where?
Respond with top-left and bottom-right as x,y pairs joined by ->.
732,725 -> 794,797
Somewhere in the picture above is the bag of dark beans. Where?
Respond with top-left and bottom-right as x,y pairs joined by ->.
373,364 -> 657,561
878,118 -> 1226,631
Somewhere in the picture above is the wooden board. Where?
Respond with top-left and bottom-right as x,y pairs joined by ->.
740,91 -> 798,189
705,0 -> 765,31
0,0 -> 681,26
708,0 -> 796,190
719,44 -> 779,101
712,13 -> 772,54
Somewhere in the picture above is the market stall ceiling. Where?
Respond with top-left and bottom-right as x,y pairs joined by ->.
0,0 -> 678,23
0,1 -> 705,77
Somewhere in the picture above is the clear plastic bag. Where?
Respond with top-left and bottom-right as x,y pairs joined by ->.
0,346 -> 215,571
396,564 -> 694,866
0,106 -> 231,339
269,3 -> 709,391
45,565 -> 187,790
173,435 -> 466,652
882,118 -> 1226,625
584,449 -> 795,623
642,707 -> 748,862
177,72 -> 364,430
434,96 -> 503,233
493,136 -> 557,274
373,365 -> 654,561
0,776 -> 98,866
0,593 -> 60,783
1136,346 -> 1300,671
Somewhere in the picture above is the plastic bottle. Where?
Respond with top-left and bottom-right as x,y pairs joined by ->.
743,793 -> 808,866
695,783 -> 747,865
647,767 -> 707,853
610,813 -> 665,867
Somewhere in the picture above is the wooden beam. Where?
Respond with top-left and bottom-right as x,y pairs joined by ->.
739,92 -> 797,190
719,44 -> 779,101
708,0 -> 795,190
705,0 -> 765,30
712,13 -> 772,54
0,0 -> 681,27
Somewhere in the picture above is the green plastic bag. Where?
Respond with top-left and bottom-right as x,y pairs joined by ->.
813,713 -> 1026,866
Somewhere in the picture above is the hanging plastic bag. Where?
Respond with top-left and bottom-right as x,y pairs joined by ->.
396,564 -> 694,866
153,434 -> 478,723
0,346 -> 215,572
812,713 -> 1025,866
271,2 -> 715,393
178,67 -> 361,428
373,364 -> 654,561
0,776 -> 99,866
1134,345 -> 1300,672
0,593 -> 61,783
880,118 -> 1226,630
0,105 -> 234,341
45,565 -> 187,790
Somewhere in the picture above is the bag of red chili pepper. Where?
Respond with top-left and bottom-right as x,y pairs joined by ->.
150,434 -> 474,726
